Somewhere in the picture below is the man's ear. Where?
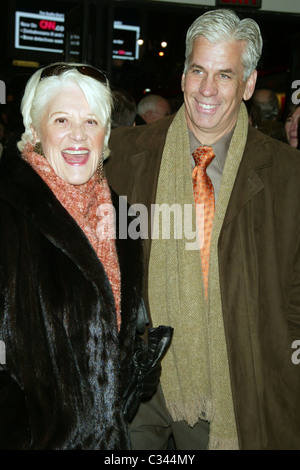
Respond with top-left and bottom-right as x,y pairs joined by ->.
243,70 -> 257,101
181,73 -> 185,93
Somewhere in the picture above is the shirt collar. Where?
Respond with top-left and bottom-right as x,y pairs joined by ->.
189,127 -> 234,172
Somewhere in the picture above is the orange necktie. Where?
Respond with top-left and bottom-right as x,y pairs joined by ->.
192,146 -> 215,297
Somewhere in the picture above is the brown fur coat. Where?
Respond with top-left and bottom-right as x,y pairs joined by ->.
0,155 -> 143,449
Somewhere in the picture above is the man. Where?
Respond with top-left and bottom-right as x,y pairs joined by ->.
111,90 -> 137,129
252,88 -> 280,121
136,94 -> 171,124
105,9 -> 300,450
252,88 -> 285,140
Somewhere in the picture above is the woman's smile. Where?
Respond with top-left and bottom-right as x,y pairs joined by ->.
62,147 -> 90,166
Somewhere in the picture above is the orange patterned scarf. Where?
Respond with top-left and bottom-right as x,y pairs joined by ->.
22,144 -> 121,331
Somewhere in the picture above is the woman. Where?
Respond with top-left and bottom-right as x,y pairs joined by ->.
0,62 -> 144,450
284,103 -> 300,148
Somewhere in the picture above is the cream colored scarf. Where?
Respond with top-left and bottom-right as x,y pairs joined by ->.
148,102 -> 248,449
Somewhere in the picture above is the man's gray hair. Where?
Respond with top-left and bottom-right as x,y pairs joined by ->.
184,9 -> 263,81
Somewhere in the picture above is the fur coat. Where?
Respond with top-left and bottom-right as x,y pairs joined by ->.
0,154 -> 143,450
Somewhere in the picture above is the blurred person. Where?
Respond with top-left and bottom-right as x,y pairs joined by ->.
0,120 -> 5,159
298,113 -> 300,151
252,88 -> 279,121
106,9 -> 300,450
0,119 -> 8,155
111,90 -> 137,129
0,62 -> 171,450
0,108 -> 24,161
244,96 -> 262,127
284,103 -> 300,148
252,88 -> 285,140
0,120 -> 6,141
136,94 -> 171,125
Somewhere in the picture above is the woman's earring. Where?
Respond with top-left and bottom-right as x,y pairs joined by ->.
34,142 -> 44,156
97,153 -> 104,184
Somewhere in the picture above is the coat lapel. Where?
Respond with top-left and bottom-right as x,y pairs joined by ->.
129,117 -> 173,207
222,126 -> 273,229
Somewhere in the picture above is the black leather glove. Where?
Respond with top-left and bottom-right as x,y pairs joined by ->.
123,325 -> 173,423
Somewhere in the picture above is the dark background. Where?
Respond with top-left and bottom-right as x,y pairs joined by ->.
1,0 -> 300,116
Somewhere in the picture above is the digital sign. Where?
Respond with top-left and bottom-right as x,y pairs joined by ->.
113,21 -> 140,61
15,11 -> 66,54
216,0 -> 262,7
14,12 -> 140,61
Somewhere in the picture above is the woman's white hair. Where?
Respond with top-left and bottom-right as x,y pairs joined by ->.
17,62 -> 113,158
184,9 -> 263,81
